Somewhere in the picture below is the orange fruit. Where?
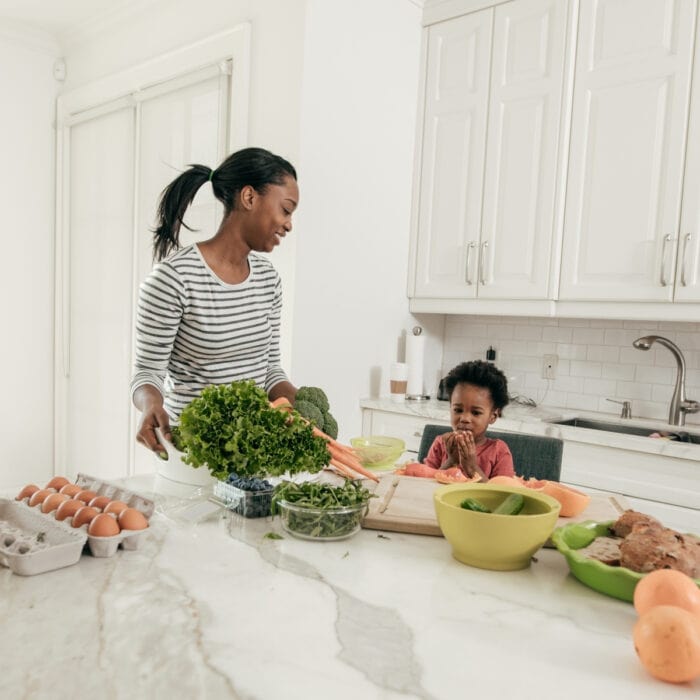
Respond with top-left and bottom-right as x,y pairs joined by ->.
541,481 -> 590,517
634,569 -> 700,618
633,605 -> 700,683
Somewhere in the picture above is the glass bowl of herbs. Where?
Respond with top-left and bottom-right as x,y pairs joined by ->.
272,480 -> 373,541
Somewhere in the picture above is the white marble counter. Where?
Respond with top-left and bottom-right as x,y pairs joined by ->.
2,474 -> 697,699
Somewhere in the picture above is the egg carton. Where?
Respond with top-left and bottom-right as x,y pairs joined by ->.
13,473 -> 155,562
0,499 -> 87,576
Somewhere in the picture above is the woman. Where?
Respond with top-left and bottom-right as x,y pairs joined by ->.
131,147 -> 299,456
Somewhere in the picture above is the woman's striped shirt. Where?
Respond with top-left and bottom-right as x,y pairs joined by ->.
130,244 -> 289,420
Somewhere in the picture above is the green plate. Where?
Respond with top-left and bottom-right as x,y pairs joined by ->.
551,520 -> 700,603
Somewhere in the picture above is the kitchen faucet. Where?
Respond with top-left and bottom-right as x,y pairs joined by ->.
632,335 -> 700,426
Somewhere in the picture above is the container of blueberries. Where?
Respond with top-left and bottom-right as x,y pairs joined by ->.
213,474 -> 274,518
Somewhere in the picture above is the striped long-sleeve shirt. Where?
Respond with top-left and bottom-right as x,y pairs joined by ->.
130,244 -> 289,420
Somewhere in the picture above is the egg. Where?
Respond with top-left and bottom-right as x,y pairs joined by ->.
41,493 -> 69,514
88,513 -> 121,537
55,499 -> 86,522
75,490 -> 98,504
71,506 -> 100,529
103,500 -> 129,516
16,484 -> 40,501
28,489 -> 56,507
118,508 -> 149,531
88,495 -> 111,511
59,483 -> 82,498
45,476 -> 70,491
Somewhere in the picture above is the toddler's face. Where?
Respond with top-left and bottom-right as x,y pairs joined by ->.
449,382 -> 498,440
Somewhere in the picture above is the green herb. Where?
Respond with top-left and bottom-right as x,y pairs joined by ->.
272,480 -> 373,539
176,381 -> 330,480
263,532 -> 283,540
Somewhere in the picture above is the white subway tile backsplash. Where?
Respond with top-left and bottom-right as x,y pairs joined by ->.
602,363 -> 635,381
587,345 -> 620,362
570,360 -> 602,378
441,315 -> 700,423
583,378 -> 617,395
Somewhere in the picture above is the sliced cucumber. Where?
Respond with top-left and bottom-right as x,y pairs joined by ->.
460,497 -> 491,513
493,493 -> 525,515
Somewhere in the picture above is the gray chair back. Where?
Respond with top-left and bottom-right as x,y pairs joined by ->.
416,423 -> 563,482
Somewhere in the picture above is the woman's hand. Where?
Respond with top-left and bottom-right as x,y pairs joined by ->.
133,385 -> 171,457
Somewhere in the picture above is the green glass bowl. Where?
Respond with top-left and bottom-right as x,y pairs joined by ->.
349,436 -> 405,469
551,520 -> 700,602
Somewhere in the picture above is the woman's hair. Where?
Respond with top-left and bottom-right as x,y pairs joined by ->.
152,146 -> 297,261
443,360 -> 510,411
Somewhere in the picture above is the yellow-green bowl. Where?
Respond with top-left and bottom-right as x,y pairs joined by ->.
349,436 -> 405,469
434,483 -> 562,571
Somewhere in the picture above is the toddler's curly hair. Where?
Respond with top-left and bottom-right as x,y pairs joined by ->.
443,360 -> 509,411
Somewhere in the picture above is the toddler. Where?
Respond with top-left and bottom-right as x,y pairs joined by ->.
423,360 -> 514,481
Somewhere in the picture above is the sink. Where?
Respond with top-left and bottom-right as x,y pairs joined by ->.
551,418 -> 700,444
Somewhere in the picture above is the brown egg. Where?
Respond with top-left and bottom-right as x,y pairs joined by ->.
103,500 -> 129,516
75,490 -> 98,504
59,483 -> 82,498
88,513 -> 121,537
88,495 -> 111,511
118,508 -> 149,531
16,484 -> 40,501
41,493 -> 69,514
46,476 -> 70,491
71,506 -> 100,529
29,489 -> 56,507
55,499 -> 86,522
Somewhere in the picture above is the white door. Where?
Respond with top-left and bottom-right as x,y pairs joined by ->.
479,0 -> 570,299
58,67 -> 232,480
413,10 -> 493,299
559,0 -> 696,301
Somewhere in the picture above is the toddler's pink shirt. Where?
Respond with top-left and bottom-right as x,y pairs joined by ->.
424,435 -> 515,479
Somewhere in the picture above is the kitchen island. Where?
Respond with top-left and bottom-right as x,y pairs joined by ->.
2,474 -> 697,699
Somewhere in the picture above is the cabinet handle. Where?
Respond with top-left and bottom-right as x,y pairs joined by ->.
660,234 -> 672,287
413,431 -> 422,437
465,241 -> 476,285
681,233 -> 692,287
479,240 -> 489,285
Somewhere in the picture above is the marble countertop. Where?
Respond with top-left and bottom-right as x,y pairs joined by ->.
2,474 -> 696,699
360,398 -> 700,462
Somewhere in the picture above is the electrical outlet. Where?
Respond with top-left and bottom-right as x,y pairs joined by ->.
542,354 -> 558,380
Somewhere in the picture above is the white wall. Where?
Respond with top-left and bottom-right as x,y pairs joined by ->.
0,26 -> 61,488
291,0 -> 425,441
443,315 -> 700,428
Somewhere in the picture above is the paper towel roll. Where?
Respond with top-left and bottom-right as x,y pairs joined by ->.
406,329 -> 425,397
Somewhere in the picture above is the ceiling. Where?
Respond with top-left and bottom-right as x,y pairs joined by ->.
0,0 -> 140,38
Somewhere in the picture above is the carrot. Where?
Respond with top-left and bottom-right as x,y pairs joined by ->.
270,399 -> 379,482
329,458 -> 359,479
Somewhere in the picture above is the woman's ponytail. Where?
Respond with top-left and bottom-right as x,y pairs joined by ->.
152,164 -> 211,261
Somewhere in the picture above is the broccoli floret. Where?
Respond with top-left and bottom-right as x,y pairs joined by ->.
322,411 -> 338,440
294,400 -> 324,429
295,386 -> 330,413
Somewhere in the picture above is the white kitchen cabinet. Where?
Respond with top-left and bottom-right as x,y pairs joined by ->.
411,0 -> 570,302
559,0 -> 697,302
361,408 -> 449,454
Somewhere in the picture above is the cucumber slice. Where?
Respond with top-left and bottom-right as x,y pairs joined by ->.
493,493 -> 525,515
460,497 -> 491,513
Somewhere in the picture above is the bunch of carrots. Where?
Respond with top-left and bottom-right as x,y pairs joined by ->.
270,398 -> 379,483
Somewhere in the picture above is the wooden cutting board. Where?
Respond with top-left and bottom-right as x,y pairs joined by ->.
361,474 -> 631,545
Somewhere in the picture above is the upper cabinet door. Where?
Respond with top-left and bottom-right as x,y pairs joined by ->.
413,10 -> 493,299
479,0 -> 570,299
559,0 -> 696,301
